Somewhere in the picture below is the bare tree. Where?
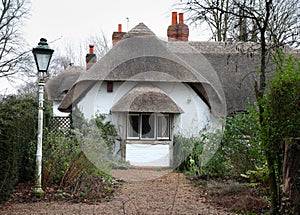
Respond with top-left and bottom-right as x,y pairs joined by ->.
13,30 -> 110,96
85,30 -> 109,59
0,0 -> 31,78
179,0 -> 299,213
48,31 -> 110,74
178,0 -> 299,45
177,0 -> 233,41
267,0 -> 300,48
47,54 -> 71,78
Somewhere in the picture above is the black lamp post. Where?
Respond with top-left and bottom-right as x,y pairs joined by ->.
32,38 -> 54,196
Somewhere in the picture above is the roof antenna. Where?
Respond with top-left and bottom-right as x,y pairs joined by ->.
126,17 -> 129,31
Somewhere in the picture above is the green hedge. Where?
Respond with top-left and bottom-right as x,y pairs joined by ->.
0,97 -> 38,202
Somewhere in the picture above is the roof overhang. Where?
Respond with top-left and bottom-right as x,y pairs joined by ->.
110,85 -> 183,113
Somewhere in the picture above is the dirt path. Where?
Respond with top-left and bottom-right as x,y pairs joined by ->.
1,170 -> 235,214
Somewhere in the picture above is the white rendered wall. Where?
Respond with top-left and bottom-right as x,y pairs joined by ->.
75,81 -> 219,167
77,81 -> 214,137
126,144 -> 169,167
53,101 -> 70,117
154,82 -> 211,137
77,82 -> 101,120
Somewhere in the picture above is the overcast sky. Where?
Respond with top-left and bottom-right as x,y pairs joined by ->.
1,0 -> 208,95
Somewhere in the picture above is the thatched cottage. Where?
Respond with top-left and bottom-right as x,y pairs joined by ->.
46,12 -> 295,167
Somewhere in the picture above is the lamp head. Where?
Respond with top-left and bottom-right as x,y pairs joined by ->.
32,38 -> 54,79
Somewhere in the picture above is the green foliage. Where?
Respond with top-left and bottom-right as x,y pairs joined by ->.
196,132 -> 229,177
42,133 -> 117,200
259,52 -> 300,212
42,131 -> 80,187
262,53 -> 300,142
0,97 -> 38,202
72,110 -> 118,152
262,53 -> 300,169
173,135 -> 196,170
202,147 -> 229,177
74,121 -> 111,173
223,106 -> 265,175
176,106 -> 265,178
94,114 -> 118,151
42,113 -> 120,200
174,132 -> 229,177
0,100 -> 120,203
240,163 -> 269,187
72,111 -> 127,171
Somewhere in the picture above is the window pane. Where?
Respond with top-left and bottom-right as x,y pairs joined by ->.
141,114 -> 155,139
128,114 -> 139,138
157,114 -> 170,139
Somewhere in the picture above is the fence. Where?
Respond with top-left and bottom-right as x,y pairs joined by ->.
48,116 -> 71,135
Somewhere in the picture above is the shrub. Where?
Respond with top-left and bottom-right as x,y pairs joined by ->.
222,106 -> 265,176
42,131 -> 80,187
0,97 -> 38,202
175,105 -> 265,178
174,132 -> 228,177
41,111 -> 120,200
260,52 -> 300,212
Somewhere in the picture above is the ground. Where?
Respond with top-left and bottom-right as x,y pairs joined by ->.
0,169 -> 268,214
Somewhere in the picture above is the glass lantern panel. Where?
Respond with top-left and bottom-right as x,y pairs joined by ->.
36,52 -> 51,71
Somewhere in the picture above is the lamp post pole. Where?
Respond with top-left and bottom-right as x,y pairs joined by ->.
32,81 -> 45,196
32,38 -> 54,196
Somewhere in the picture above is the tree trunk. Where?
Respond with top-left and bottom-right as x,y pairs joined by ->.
282,138 -> 300,214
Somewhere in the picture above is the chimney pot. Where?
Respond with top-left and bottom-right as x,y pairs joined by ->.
89,44 -> 94,54
112,24 -> 126,46
118,24 -> 122,32
179,13 -> 184,24
168,12 -> 189,42
86,45 -> 96,70
172,12 -> 177,25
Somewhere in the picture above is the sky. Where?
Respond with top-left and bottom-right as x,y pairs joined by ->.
25,0 -> 204,45
1,0 -> 208,95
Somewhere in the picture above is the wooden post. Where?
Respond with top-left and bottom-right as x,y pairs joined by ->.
282,138 -> 300,214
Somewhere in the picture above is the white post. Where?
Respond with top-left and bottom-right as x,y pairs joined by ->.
32,81 -> 45,196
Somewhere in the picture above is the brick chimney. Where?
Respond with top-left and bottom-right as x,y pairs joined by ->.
167,12 -> 178,41
167,12 -> 189,41
86,44 -> 96,70
112,24 -> 126,46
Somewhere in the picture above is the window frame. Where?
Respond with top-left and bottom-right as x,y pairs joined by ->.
156,114 -> 170,140
126,113 -> 171,141
127,113 -> 140,140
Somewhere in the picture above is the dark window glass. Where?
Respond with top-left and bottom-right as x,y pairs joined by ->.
141,114 -> 155,139
126,113 -> 170,140
128,114 -> 139,138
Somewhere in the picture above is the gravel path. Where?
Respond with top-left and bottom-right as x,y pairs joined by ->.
1,170 -> 235,214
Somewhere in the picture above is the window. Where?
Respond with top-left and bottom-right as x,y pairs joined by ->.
157,114 -> 170,139
127,113 -> 170,140
141,114 -> 155,139
127,114 -> 139,139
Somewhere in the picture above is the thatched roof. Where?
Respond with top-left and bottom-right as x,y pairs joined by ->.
59,23 -> 226,116
189,42 -> 300,114
57,22 -> 300,115
189,42 -> 262,114
45,65 -> 84,100
111,85 -> 183,113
